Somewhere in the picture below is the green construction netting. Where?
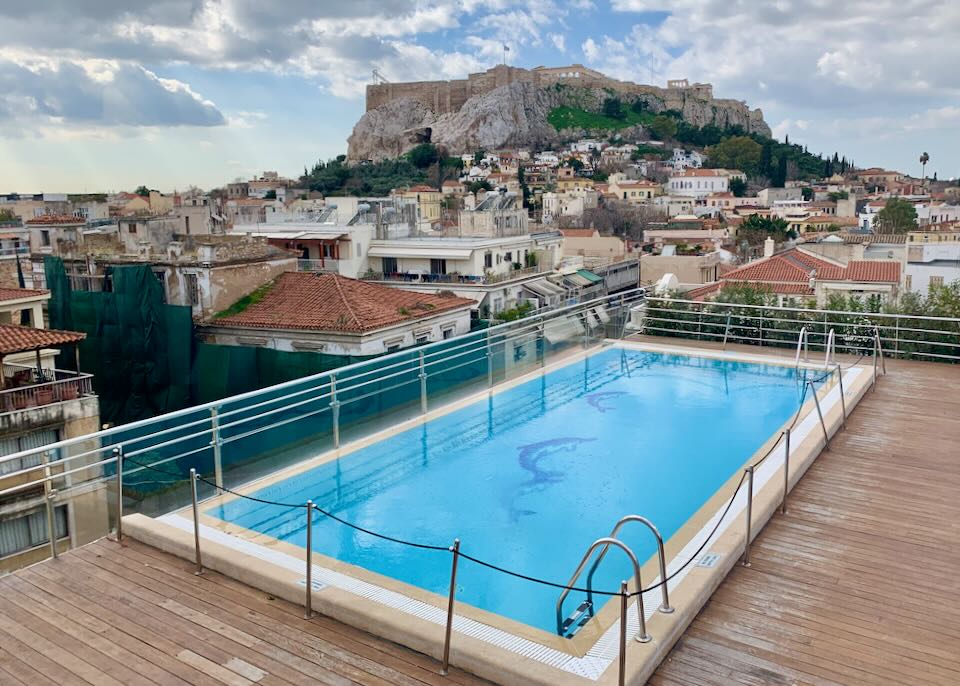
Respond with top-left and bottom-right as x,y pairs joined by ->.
44,257 -> 192,425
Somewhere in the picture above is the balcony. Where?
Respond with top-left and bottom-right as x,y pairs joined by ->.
296,258 -> 340,273
1,365 -> 95,414
361,265 -> 542,286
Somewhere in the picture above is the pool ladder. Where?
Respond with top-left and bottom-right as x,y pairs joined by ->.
555,515 -> 673,640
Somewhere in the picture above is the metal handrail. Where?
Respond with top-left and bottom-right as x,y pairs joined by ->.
556,537 -> 651,642
721,313 -> 732,350
584,515 -> 673,615
824,329 -> 836,368
874,327 -> 887,375
0,288 -> 649,480
794,327 -> 809,368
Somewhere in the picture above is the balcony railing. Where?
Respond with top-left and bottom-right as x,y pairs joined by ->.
0,368 -> 95,414
362,265 -> 542,286
297,258 -> 340,273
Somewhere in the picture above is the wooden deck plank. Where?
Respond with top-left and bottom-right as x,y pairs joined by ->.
651,357 -> 960,686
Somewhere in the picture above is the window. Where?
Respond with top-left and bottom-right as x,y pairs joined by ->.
385,342 -> 402,353
430,258 -> 447,275
0,505 -> 68,558
484,252 -> 493,269
504,252 -> 512,262
127,223 -> 137,234
904,274 -> 912,291
415,334 -> 429,346
442,326 -> 455,340
185,273 -> 200,306
382,257 -> 398,274
184,216 -> 190,234
40,230 -> 50,247
930,275 -> 944,288
0,429 -> 60,476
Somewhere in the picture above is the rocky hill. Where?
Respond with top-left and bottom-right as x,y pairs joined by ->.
347,65 -> 771,161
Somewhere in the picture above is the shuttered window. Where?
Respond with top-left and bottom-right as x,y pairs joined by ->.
0,428 -> 59,475
0,505 -> 68,557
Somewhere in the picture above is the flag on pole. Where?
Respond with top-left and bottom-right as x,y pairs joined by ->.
503,45 -> 510,52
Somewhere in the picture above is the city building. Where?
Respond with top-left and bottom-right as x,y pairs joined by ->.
199,273 -> 475,356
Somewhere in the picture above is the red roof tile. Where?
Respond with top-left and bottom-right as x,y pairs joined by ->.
0,288 -> 48,302
561,229 -> 598,237
212,273 -> 475,333
844,261 -> 901,282
0,325 -> 85,355
684,282 -> 721,300
718,248 -> 900,289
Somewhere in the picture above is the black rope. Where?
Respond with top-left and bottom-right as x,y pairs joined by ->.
458,551 -> 626,597
309,503 -> 447,552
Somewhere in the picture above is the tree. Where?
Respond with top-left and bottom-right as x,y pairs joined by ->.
920,152 -> 930,186
564,157 -> 584,172
729,177 -> 747,197
473,150 -> 485,165
648,115 -> 678,141
874,198 -> 918,234
134,185 -> 151,197
801,187 -> 814,201
706,136 -> 762,177
738,214 -> 795,246
468,179 -> 493,194
408,143 -> 441,169
601,97 -> 626,120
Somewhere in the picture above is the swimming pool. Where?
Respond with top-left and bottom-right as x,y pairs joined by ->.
205,346 -> 820,635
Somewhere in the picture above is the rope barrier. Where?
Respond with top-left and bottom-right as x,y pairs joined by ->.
119,359 -> 836,606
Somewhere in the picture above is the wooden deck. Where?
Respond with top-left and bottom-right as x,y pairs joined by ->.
0,537 -> 493,686
650,357 -> 960,686
0,355 -> 957,685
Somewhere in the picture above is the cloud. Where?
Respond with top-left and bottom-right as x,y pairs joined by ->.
549,33 -> 566,53
0,57 -> 225,132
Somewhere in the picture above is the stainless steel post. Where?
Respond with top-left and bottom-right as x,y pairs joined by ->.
304,501 -> 313,618
809,381 -> 830,450
46,488 -> 58,559
210,407 -> 223,490
330,375 -> 340,449
782,429 -> 790,515
190,468 -> 203,575
440,538 -> 460,676
618,580 -> 628,686
419,351 -> 428,415
486,330 -> 493,388
539,325 -> 546,369
742,466 -> 754,567
114,446 -> 122,542
836,364 -> 847,429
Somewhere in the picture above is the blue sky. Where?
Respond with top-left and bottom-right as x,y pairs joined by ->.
1,1 -> 957,191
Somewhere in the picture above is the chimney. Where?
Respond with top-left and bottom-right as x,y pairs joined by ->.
763,236 -> 775,258
809,268 -> 817,291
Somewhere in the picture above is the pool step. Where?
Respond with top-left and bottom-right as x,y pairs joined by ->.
560,599 -> 594,638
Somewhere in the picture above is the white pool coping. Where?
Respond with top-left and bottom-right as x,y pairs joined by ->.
137,341 -> 868,683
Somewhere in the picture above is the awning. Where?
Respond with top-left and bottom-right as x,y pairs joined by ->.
367,245 -> 473,259
576,269 -> 604,284
563,272 -> 594,288
523,278 -> 566,298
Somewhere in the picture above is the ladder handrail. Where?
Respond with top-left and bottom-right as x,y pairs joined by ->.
556,537 -> 650,642
794,327 -> 809,369
873,326 -> 887,374
584,515 -> 673,615
824,328 -> 836,368
721,312 -> 733,350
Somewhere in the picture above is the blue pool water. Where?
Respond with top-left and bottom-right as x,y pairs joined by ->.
208,349 -> 812,634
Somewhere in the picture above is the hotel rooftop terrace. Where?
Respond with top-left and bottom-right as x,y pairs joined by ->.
1,294 -> 958,685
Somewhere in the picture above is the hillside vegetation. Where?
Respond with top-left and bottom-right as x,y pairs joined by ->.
547,105 -> 655,131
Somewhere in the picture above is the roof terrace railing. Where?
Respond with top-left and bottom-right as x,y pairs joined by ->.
0,288 -> 648,506
640,297 -> 960,363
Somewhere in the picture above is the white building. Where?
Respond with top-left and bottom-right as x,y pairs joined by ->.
667,169 -> 743,199
200,273 -> 476,356
671,148 -> 704,171
905,231 -> 960,295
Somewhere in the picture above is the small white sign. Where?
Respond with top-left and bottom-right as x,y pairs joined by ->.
298,578 -> 328,591
697,552 -> 721,568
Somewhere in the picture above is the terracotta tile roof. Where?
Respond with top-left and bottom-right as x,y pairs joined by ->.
25,215 -> 84,225
212,273 -> 475,333
844,261 -> 901,282
718,248 -> 900,289
0,325 -> 85,355
684,282 -> 721,300
406,185 -> 439,192
0,288 -> 48,302
561,229 -> 598,237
